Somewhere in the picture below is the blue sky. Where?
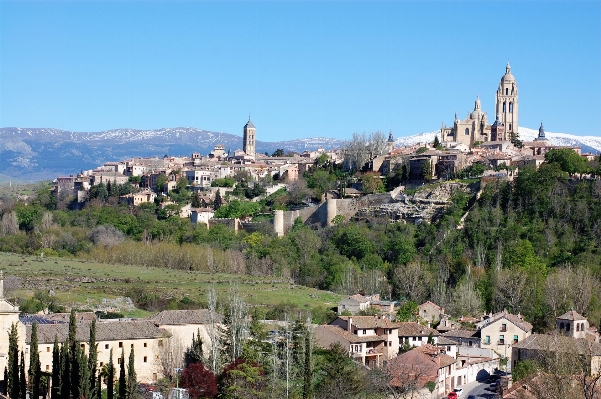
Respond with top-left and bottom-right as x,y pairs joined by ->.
1,1 -> 600,142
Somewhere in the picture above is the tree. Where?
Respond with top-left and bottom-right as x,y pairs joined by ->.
218,358 -> 266,399
0,211 -> 19,236
60,344 -> 70,399
185,329 -> 204,366
421,159 -> 432,181
433,135 -> 442,149
396,301 -> 418,322
316,342 -> 363,399
271,149 -> 284,157
545,148 -> 587,176
213,189 -> 223,211
155,174 -> 168,193
360,174 -> 385,194
127,347 -> 137,399
68,309 -> 81,399
8,323 -> 19,399
88,319 -> 98,396
107,349 -> 115,399
51,336 -> 60,399
180,363 -> 218,399
118,349 -> 126,399
29,322 -> 41,399
20,351 -> 26,399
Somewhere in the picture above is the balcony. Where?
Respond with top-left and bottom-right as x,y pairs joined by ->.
499,326 -> 507,332
365,348 -> 383,356
498,339 -> 505,345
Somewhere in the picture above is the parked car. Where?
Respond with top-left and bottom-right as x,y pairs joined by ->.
447,393 -> 457,399
489,381 -> 498,390
453,388 -> 464,396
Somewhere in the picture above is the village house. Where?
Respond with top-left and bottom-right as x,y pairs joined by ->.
398,322 -> 440,349
418,301 -> 445,325
337,294 -> 374,314
476,310 -> 533,367
315,315 -> 401,368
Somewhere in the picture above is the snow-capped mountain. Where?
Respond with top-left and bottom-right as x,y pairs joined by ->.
394,127 -> 601,154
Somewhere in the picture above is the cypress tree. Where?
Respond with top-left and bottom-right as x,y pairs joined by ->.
60,344 -> 70,399
8,323 -> 19,399
19,351 -> 26,399
88,319 -> 98,395
213,189 -> 223,210
51,336 -> 60,399
302,333 -> 313,399
118,349 -> 126,399
29,321 -> 41,399
68,309 -> 81,399
107,348 -> 114,399
79,349 -> 90,399
96,372 -> 102,399
127,347 -> 136,399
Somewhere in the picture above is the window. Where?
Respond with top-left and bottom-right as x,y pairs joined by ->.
501,323 -> 507,332
447,346 -> 451,351
47,347 -> 50,352
119,342 -> 123,348
144,356 -> 148,363
159,340 -> 163,347
118,358 -> 121,364
389,341 -> 392,346
100,362 -> 104,367
513,335 -> 519,344
362,329 -> 366,335
485,335 -> 491,344
468,340 -> 473,347
566,323 -> 571,332
509,123 -> 512,130
131,344 -> 134,349
105,344 -> 109,350
509,102 -> 513,112
499,335 -> 505,345
383,341 -> 387,347
505,88 -> 509,95
144,342 -> 147,348
81,344 -> 85,349
560,322 -> 565,330
465,128 -> 470,135
577,324 -> 580,331
46,365 -> 50,371
503,102 -> 506,112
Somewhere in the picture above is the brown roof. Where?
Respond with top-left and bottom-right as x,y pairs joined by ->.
437,336 -> 458,346
418,301 -> 442,310
442,329 -> 480,339
148,309 -> 221,325
317,325 -> 384,344
557,309 -> 587,322
513,334 -> 601,356
337,316 -> 402,329
397,322 -> 440,337
38,312 -> 97,324
26,320 -> 169,344
387,344 -> 456,388
481,310 -> 533,332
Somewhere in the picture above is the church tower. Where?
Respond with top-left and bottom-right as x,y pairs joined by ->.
243,117 -> 256,158
495,62 -> 518,142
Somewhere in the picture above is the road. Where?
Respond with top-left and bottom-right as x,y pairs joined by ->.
463,379 -> 498,398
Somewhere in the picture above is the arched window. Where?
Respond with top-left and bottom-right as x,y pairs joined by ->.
566,323 -> 571,332
509,123 -> 512,130
582,323 -> 585,331
465,128 -> 470,135
505,88 -> 508,95
560,322 -> 565,330
503,102 -> 506,112
577,323 -> 580,331
509,102 -> 513,112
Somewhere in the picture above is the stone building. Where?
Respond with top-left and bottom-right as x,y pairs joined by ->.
243,117 -> 256,159
441,63 -> 519,148
476,310 -> 533,368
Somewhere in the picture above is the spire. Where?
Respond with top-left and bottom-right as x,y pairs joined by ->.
475,95 -> 481,110
388,129 -> 394,142
506,61 -> 511,74
539,121 -> 545,138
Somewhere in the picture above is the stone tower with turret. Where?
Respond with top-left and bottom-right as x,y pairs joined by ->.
243,117 -> 256,159
495,62 -> 519,142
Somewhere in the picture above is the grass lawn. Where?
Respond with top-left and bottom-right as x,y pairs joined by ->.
0,252 -> 341,316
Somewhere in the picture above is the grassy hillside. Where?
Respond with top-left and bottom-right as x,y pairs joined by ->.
0,252 -> 341,318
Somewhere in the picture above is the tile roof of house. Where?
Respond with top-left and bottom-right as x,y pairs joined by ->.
442,329 -> 480,339
418,301 -> 442,310
387,344 -> 456,388
397,322 -> 440,337
36,312 -> 97,324
437,337 -> 458,346
26,320 -> 169,344
317,325 -> 384,344
337,316 -> 402,329
147,309 -> 221,325
557,309 -> 587,322
479,310 -> 533,333
513,334 -> 601,356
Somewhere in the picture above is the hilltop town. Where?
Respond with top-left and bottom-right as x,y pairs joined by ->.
0,64 -> 600,399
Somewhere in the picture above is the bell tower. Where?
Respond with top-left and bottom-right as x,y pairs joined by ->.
495,62 -> 518,142
243,116 -> 256,159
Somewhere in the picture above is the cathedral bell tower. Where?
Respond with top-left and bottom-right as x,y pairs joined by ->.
243,116 -> 256,159
495,62 -> 518,142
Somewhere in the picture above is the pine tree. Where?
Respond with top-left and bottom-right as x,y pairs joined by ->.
51,336 -> 60,399
8,323 -> 19,399
213,189 -> 223,210
433,135 -> 441,148
118,349 -> 126,399
19,351 -> 26,399
107,348 -> 115,399
60,344 -> 70,399
29,321 -> 41,399
184,329 -> 204,366
88,319 -> 98,395
127,347 -> 137,399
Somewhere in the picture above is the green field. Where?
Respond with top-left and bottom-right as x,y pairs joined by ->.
0,252 -> 341,317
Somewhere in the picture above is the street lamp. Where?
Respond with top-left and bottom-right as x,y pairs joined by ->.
174,368 -> 183,399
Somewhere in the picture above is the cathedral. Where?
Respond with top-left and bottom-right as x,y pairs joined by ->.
441,63 -> 519,148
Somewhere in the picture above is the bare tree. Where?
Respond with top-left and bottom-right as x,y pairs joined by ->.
393,261 -> 431,304
448,279 -> 483,317
207,284 -> 220,373
155,335 -> 185,382
0,211 -> 18,236
343,131 -> 387,171
494,268 -> 530,313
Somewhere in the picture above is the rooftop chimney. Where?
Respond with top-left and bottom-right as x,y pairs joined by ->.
348,317 -> 353,332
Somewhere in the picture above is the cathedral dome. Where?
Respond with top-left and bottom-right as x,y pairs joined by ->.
501,62 -> 515,83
